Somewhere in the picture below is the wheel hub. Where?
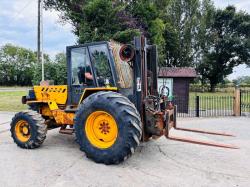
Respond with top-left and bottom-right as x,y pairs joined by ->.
22,126 -> 29,135
85,111 -> 118,149
15,120 -> 31,142
99,121 -> 110,134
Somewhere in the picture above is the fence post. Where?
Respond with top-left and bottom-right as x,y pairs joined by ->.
233,88 -> 241,116
240,90 -> 242,116
196,96 -> 200,117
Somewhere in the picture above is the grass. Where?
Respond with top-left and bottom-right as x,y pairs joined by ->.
241,91 -> 250,112
0,86 -> 31,90
0,88 -> 249,112
178,92 -> 235,110
190,92 -> 234,97
0,91 -> 28,112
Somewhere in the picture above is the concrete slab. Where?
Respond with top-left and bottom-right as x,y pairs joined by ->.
0,112 -> 15,132
0,115 -> 249,187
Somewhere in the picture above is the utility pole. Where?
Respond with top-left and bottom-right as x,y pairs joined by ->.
37,0 -> 41,64
38,0 -> 44,81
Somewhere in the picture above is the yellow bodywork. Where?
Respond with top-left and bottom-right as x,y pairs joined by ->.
28,86 -> 118,126
33,85 -> 68,104
79,87 -> 118,104
51,110 -> 75,125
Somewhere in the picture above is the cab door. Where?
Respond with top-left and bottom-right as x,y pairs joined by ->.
67,46 -> 95,105
88,44 -> 116,87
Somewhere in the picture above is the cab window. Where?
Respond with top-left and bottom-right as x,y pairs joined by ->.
71,47 -> 94,86
89,44 -> 114,87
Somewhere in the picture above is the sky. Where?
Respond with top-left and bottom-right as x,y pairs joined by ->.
0,0 -> 76,57
0,0 -> 249,80
212,0 -> 250,80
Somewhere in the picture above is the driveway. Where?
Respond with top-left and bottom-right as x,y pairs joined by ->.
0,113 -> 249,187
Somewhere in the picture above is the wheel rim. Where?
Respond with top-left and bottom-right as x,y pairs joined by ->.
85,111 -> 118,149
15,120 -> 31,142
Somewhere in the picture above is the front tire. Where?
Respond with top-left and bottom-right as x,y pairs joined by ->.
10,110 -> 47,149
74,91 -> 142,165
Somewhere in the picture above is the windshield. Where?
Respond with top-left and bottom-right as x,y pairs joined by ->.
89,44 -> 114,87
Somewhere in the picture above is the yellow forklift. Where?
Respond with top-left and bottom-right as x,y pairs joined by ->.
10,36 -> 237,165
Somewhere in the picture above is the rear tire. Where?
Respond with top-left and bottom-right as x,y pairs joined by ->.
10,110 -> 47,149
74,91 -> 142,164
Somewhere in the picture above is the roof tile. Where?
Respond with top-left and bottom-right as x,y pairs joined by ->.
158,67 -> 197,78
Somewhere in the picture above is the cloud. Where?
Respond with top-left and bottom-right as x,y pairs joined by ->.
0,0 -> 76,57
227,65 -> 250,80
213,0 -> 250,13
1,0 -> 250,79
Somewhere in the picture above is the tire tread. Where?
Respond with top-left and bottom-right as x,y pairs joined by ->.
10,110 -> 47,149
75,91 -> 142,164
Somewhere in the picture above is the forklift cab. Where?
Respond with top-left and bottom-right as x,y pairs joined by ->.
66,37 -> 159,112
66,42 -> 117,104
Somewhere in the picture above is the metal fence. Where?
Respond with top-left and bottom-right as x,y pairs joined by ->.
174,95 -> 234,118
241,90 -> 250,115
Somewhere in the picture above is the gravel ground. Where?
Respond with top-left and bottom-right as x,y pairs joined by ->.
0,113 -> 249,187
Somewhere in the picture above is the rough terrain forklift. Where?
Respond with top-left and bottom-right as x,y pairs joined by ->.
10,36 -> 237,165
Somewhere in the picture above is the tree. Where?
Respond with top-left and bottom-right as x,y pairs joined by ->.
197,6 -> 250,92
195,0 -> 216,85
32,53 -> 52,85
195,0 -> 215,61
32,53 -> 67,85
54,53 -> 67,85
126,0 -> 168,63
0,43 -> 67,86
44,0 -> 169,63
0,44 -> 36,86
165,0 -> 201,67
44,0 -> 141,44
233,76 -> 250,85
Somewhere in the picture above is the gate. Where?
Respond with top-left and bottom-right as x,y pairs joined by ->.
241,90 -> 250,116
174,95 -> 234,118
